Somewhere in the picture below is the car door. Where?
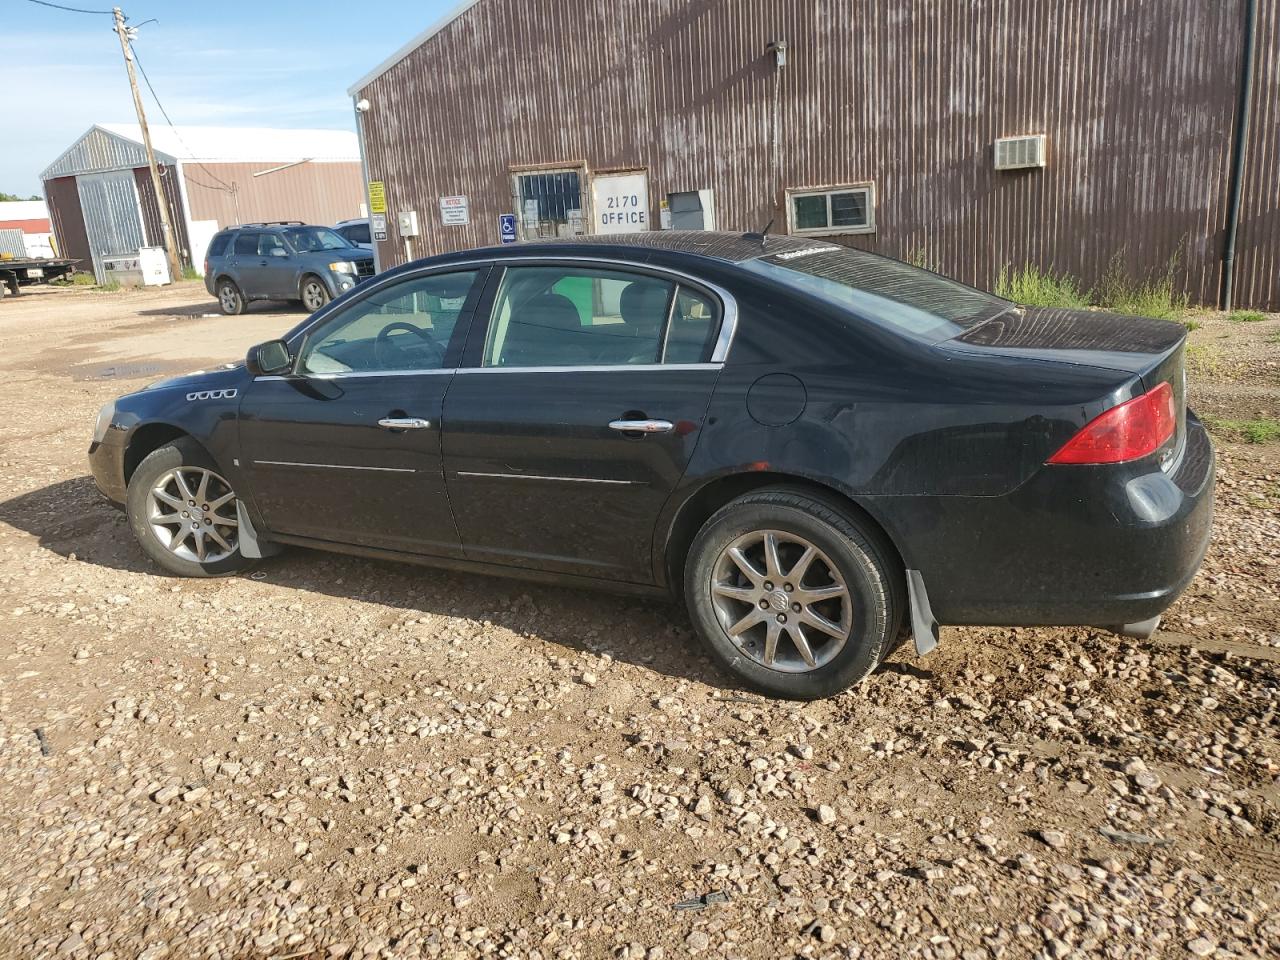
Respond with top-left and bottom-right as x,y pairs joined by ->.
257,232 -> 297,299
229,231 -> 267,298
441,261 -> 727,582
236,266 -> 489,556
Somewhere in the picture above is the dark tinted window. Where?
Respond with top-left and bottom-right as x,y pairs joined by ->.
283,226 -> 350,251
232,232 -> 259,256
742,246 -> 1008,342
342,223 -> 370,244
206,233 -> 231,258
664,286 -> 720,363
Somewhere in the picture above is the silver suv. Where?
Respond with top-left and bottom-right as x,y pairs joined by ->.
203,222 -> 375,315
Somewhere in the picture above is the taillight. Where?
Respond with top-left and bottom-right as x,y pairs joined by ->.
203,258 -> 209,276
1048,381 -> 1177,465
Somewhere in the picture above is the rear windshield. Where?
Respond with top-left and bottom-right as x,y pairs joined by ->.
284,226 -> 352,252
741,246 -> 1010,342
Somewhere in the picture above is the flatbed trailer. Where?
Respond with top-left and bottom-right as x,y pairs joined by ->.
0,258 -> 79,298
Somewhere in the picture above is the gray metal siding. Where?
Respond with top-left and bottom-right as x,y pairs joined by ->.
354,0 -> 1279,310
42,126 -> 155,180
76,171 -> 146,282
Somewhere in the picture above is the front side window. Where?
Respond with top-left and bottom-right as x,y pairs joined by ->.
282,226 -> 351,252
788,183 -> 875,236
232,232 -> 259,256
483,266 -> 682,368
298,271 -> 480,375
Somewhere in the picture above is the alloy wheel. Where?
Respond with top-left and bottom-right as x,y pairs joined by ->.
146,466 -> 239,563
302,281 -> 326,311
219,285 -> 239,312
709,529 -> 852,673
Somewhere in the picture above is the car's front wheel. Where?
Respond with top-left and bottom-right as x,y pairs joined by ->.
300,275 -> 330,312
125,438 -> 253,577
684,489 -> 903,700
217,279 -> 245,316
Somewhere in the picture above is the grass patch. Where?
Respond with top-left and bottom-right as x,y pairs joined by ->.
1226,309 -> 1267,323
1093,257 -> 1189,321
1183,318 -> 1202,332
181,265 -> 201,281
94,280 -> 121,293
906,248 -> 938,272
1185,343 -> 1220,379
994,264 -> 1088,308
1203,417 -> 1280,444
51,272 -> 97,287
1267,331 -> 1280,345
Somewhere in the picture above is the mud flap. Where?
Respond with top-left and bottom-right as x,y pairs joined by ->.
236,501 -> 281,559
905,569 -> 940,656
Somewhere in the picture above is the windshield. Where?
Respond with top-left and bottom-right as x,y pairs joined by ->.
283,227 -> 352,252
741,246 -> 1010,342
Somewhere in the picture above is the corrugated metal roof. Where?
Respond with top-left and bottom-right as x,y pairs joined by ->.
41,124 -> 358,180
347,0 -> 484,96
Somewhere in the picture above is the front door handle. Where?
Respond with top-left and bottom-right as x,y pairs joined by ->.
378,417 -> 432,431
609,419 -> 674,435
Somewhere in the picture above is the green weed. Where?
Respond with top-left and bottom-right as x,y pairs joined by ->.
1203,417 -> 1280,444
994,264 -> 1088,308
1226,310 -> 1267,323
1093,256 -> 1189,321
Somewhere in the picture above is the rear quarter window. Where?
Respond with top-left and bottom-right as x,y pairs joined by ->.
207,233 -> 232,258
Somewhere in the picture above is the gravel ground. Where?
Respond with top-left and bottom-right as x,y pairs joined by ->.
0,284 -> 1276,960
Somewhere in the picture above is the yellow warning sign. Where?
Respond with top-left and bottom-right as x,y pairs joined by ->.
367,181 -> 387,214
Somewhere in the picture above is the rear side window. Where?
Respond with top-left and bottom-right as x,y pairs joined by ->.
343,223 -> 370,244
233,232 -> 259,256
483,266 -> 675,368
206,233 -> 231,258
664,286 -> 720,363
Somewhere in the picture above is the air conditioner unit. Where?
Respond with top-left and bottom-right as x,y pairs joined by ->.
994,134 -> 1047,171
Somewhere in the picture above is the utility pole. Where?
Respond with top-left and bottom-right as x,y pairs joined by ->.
113,7 -> 183,283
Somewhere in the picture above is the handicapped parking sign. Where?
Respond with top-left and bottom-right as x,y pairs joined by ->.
499,213 -> 517,244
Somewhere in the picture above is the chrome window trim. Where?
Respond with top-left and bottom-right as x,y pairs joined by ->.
253,459 -> 416,474
254,362 -> 721,382
456,471 -> 638,485
278,254 -> 739,371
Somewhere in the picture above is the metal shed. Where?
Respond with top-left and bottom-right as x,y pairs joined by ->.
348,0 -> 1280,311
41,124 -> 366,283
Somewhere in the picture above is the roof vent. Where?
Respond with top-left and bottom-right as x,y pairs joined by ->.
994,134 -> 1047,171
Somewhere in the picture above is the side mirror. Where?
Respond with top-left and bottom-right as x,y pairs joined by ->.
246,339 -> 292,377
270,248 -> 289,258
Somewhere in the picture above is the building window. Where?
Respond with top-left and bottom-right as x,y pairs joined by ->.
787,183 -> 875,237
513,169 -> 586,240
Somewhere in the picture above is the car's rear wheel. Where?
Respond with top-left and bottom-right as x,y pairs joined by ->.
217,279 -> 245,316
684,489 -> 903,700
126,438 -> 253,578
300,275 -> 330,312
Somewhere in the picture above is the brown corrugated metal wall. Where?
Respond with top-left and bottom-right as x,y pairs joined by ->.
133,165 -> 191,266
355,0 -> 1280,310
182,161 -> 364,229
42,175 -> 92,269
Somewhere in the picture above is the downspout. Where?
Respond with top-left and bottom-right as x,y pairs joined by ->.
1221,0 -> 1258,311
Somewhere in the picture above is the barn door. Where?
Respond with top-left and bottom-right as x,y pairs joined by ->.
76,171 -> 146,282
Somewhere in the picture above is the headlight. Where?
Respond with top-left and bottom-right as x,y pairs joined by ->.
92,401 -> 116,444
328,261 -> 357,274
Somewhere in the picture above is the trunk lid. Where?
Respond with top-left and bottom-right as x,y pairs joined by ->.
943,307 -> 1188,468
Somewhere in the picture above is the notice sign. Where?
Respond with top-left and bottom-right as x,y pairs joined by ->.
439,195 -> 469,225
592,172 -> 649,234
371,213 -> 388,242
367,181 -> 386,214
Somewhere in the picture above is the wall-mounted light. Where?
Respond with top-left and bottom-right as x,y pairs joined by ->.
768,40 -> 788,68
355,98 -> 372,113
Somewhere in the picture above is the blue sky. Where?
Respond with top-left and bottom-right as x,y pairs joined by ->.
1,0 -> 458,195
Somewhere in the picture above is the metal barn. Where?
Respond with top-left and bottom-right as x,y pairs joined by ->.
348,0 -> 1280,310
41,124 -> 366,282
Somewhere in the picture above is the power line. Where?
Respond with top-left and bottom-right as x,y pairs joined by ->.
25,0 -> 114,14
130,41 -> 237,194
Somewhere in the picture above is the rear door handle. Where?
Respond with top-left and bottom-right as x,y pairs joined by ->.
378,417 -> 432,430
609,419 -> 674,435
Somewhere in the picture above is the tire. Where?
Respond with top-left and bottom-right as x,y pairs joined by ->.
216,278 -> 245,316
125,438 -> 254,578
300,275 -> 330,312
684,489 -> 904,700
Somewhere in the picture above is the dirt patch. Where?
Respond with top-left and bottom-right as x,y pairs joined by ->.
0,286 -> 1275,958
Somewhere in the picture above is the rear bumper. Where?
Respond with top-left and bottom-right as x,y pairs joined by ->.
875,414 -> 1215,628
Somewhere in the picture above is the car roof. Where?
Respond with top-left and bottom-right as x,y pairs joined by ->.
453,230 -> 840,266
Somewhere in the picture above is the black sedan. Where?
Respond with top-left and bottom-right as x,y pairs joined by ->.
88,232 -> 1214,699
